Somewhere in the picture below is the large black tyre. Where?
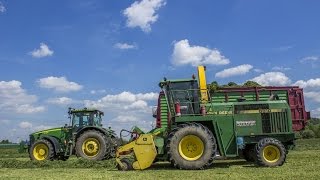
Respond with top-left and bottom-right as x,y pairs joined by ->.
242,145 -> 255,162
76,130 -> 107,161
255,138 -> 286,167
29,139 -> 55,161
166,123 -> 216,170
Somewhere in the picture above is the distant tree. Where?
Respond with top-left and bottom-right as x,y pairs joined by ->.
207,80 -> 261,93
207,81 -> 219,93
0,139 -> 11,144
300,122 -> 320,139
310,118 -> 320,125
243,81 -> 261,87
223,82 -> 239,87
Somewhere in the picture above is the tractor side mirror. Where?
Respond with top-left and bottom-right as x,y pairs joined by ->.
152,106 -> 158,118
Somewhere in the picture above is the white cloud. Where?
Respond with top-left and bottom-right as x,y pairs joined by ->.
304,92 -> 320,103
123,0 -> 166,32
100,91 -> 157,103
47,97 -> 76,105
215,64 -> 253,78
19,121 -> 33,129
293,78 -> 320,89
126,100 -> 148,110
251,72 -> 291,86
0,80 -> 45,114
85,91 -> 158,135
300,56 -> 319,63
33,125 -> 52,131
29,43 -> 54,58
90,90 -> 107,94
0,2 -> 6,13
311,108 -> 320,118
271,66 -> 291,71
110,115 -> 138,123
38,76 -> 83,92
114,43 -> 137,50
253,69 -> 264,73
136,92 -> 158,100
172,39 -> 230,67
274,45 -> 294,52
16,104 -> 45,114
84,91 -> 157,113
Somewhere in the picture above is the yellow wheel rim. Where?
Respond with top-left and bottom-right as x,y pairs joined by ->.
82,138 -> 100,157
33,143 -> 49,161
178,135 -> 204,161
263,145 -> 281,163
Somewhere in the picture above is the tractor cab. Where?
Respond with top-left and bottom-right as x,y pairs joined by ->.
68,108 -> 104,129
159,78 -> 201,115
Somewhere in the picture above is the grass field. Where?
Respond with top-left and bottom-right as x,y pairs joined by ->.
0,139 -> 319,180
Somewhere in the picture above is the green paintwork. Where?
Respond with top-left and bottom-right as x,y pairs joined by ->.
211,89 -> 288,103
153,79 -> 295,159
159,93 -> 169,128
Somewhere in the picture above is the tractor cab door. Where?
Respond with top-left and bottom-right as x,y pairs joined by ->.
168,80 -> 200,115
71,111 -> 102,131
72,112 -> 90,131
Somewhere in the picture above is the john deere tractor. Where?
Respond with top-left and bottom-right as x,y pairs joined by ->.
116,66 -> 296,170
28,108 -> 119,161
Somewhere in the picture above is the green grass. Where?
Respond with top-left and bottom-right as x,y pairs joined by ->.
0,139 -> 319,180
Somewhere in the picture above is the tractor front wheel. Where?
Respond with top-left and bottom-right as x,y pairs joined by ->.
76,130 -> 107,161
255,138 -> 286,167
166,123 -> 216,170
29,139 -> 55,161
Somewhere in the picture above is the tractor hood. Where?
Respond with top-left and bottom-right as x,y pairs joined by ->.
30,127 -> 65,138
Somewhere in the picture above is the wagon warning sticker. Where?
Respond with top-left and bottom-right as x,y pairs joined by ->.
236,120 -> 256,127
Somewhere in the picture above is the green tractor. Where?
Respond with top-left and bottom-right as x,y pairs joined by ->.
116,66 -> 296,170
28,108 -> 119,161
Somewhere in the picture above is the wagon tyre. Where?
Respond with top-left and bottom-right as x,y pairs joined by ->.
76,130 -> 107,161
166,123 -> 216,170
255,138 -> 286,167
29,139 -> 55,161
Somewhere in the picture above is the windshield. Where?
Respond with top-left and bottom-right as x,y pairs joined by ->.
72,112 -> 102,127
168,80 -> 199,101
167,80 -> 200,115
169,80 -> 198,90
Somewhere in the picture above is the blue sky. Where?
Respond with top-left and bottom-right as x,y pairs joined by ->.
1,0 -> 320,142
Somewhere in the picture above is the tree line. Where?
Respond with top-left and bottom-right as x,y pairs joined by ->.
298,118 -> 320,139
207,81 -> 261,93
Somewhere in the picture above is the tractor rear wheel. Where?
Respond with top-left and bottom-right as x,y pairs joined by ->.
29,139 -> 55,161
255,138 -> 286,167
166,123 -> 216,170
76,130 -> 107,161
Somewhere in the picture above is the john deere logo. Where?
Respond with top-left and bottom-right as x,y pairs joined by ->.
236,120 -> 256,127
